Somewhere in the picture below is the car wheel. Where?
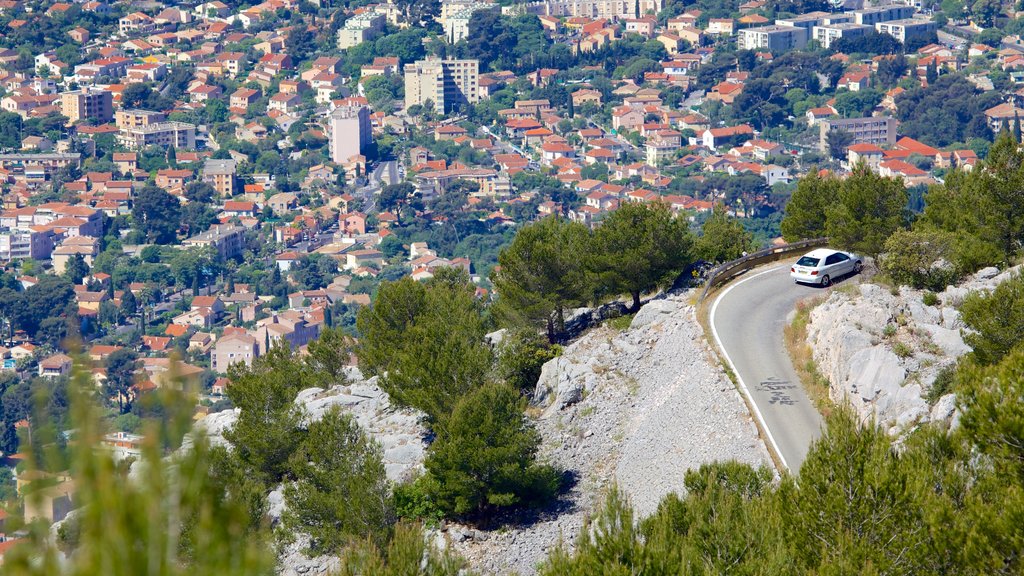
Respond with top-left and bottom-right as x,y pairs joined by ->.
820,275 -> 831,287
854,261 -> 863,274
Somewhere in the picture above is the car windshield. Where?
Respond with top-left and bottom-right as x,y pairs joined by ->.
796,256 -> 820,267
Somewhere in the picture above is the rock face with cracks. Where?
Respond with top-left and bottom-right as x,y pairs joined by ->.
805,266 -> 1021,434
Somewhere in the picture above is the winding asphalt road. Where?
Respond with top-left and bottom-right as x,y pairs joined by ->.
709,262 -> 840,472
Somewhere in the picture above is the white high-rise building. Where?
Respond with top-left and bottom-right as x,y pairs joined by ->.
404,58 -> 479,113
328,105 -> 372,164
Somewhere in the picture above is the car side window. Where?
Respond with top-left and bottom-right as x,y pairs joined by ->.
824,254 -> 840,265
834,253 -> 849,262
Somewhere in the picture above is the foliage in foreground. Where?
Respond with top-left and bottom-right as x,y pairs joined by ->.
542,341 -> 1024,574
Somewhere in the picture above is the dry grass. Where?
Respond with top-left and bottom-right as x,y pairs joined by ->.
783,296 -> 836,418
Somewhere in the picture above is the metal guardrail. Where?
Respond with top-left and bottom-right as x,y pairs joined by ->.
697,238 -> 829,304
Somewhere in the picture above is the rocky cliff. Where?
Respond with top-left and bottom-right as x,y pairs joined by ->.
806,266 -> 1019,434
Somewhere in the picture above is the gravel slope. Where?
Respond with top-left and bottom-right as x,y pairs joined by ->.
450,293 -> 771,574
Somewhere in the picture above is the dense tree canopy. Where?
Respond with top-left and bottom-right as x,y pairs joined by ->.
590,202 -> 694,311
356,270 -> 491,426
895,74 -> 1000,147
493,217 -> 591,342
132,185 -> 182,245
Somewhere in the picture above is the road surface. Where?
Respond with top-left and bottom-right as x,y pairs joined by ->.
709,262 -> 838,472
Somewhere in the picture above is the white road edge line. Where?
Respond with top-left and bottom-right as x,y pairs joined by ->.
709,264 -> 791,472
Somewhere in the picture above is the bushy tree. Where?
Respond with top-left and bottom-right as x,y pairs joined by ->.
424,382 -> 560,520
104,349 -> 139,413
920,132 -> 1024,268
694,204 -> 755,264
590,202 -> 693,312
223,346 -> 320,485
305,327 -> 355,383
493,217 -> 591,342
781,171 -> 836,242
879,228 -> 962,290
282,406 -> 394,554
496,329 -> 560,394
63,254 -> 89,285
132,185 -> 181,244
825,165 -> 908,258
356,269 -> 491,425
959,273 -> 1024,366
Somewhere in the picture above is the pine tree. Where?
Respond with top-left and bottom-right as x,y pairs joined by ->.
492,217 -> 592,342
590,202 -> 694,312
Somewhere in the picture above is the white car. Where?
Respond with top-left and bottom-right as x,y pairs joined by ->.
790,248 -> 863,287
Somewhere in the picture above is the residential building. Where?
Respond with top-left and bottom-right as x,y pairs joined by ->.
774,11 -> 833,30
738,25 -> 809,52
874,19 -> 938,43
211,331 -> 258,372
0,227 -> 55,260
115,109 -> 165,130
337,11 -> 386,49
404,58 -> 480,112
444,2 -> 496,43
328,104 -> 372,164
118,122 -> 196,150
811,22 -> 871,49
60,88 -> 113,123
201,158 -> 238,196
819,116 -> 897,151
526,0 -> 662,19
182,223 -> 246,259
851,5 -> 914,25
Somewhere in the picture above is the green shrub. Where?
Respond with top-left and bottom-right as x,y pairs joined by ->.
879,228 -> 961,291
497,329 -> 561,393
922,291 -> 939,307
393,475 -> 445,525
424,382 -> 561,520
926,364 -> 958,404
892,341 -> 913,359
960,274 -> 1024,365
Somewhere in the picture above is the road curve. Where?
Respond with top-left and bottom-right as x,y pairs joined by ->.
709,262 -> 829,472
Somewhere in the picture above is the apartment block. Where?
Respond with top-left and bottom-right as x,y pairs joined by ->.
851,5 -> 915,25
819,116 -> 897,151
812,22 -> 872,49
443,2 -> 497,42
737,25 -> 809,52
60,88 -> 113,123
182,223 -> 246,259
328,105 -> 372,164
774,11 -> 834,30
875,18 -> 937,43
201,158 -> 238,197
115,109 -> 166,130
520,0 -> 662,19
404,58 -> 480,112
337,11 -> 386,49
118,121 -> 197,150
0,228 -> 55,261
